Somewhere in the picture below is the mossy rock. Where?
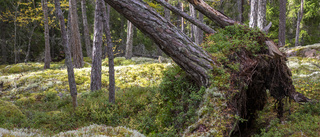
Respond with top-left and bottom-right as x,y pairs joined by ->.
283,43 -> 320,58
0,100 -> 25,119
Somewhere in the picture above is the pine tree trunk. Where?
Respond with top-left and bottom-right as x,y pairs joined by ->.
249,0 -> 258,28
278,0 -> 287,47
105,0 -> 214,87
69,0 -> 84,68
81,0 -> 92,58
125,21 -> 134,59
295,0 -> 304,47
90,0 -> 103,91
55,0 -> 78,109
42,0 -> 51,69
102,1 -> 116,103
155,0 -> 215,34
257,0 -> 267,30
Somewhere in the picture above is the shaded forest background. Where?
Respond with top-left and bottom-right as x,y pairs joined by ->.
0,0 -> 319,64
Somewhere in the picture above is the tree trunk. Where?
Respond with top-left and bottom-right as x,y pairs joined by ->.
249,0 -> 258,28
81,0 -> 92,58
90,0 -> 103,91
189,3 -> 195,41
257,0 -> 267,30
25,24 -> 37,63
180,2 -> 184,33
105,0 -> 311,135
187,0 -> 238,27
105,0 -> 214,87
164,0 -> 170,21
42,0 -> 51,69
237,0 -> 243,23
197,12 -> 204,45
155,0 -> 215,34
125,21 -> 134,59
295,0 -> 304,47
278,0 -> 287,47
102,1 -> 116,103
55,0 -> 78,109
13,1 -> 21,64
69,0 -> 84,68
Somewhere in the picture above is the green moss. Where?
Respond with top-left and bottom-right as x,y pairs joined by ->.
0,100 -> 26,125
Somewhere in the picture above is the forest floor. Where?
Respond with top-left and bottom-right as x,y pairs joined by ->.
0,54 -> 319,136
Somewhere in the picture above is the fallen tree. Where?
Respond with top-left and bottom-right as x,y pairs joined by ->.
104,0 -> 311,136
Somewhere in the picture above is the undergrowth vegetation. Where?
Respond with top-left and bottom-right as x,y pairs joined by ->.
0,27 -> 319,136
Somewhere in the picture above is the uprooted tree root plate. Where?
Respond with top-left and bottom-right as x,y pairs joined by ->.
184,25 -> 311,136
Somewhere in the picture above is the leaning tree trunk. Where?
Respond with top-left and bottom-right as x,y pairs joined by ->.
55,0 -> 78,109
105,0 -> 214,87
295,0 -> 304,47
81,0 -> 92,58
102,1 -> 116,104
105,0 -> 311,136
90,0 -> 103,91
42,0 -> 51,69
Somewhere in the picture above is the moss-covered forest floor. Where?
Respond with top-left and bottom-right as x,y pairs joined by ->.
0,54 -> 319,136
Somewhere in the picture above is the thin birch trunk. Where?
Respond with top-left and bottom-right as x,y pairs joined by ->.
295,0 -> 304,47
125,21 -> 134,59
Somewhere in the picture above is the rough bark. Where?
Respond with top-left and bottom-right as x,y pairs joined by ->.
24,24 -> 37,63
55,0 -> 78,109
105,0 -> 214,87
249,0 -> 258,28
155,0 -> 215,34
187,0 -> 238,27
81,0 -> 92,58
197,13 -> 204,45
69,0 -> 84,68
90,0 -> 103,91
295,0 -> 304,47
125,21 -> 134,59
257,0 -> 267,30
278,0 -> 287,47
102,1 -> 116,104
42,0 -> 51,69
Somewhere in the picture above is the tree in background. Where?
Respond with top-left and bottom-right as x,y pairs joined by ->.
42,0 -> 51,69
81,0 -> 92,58
278,0 -> 287,47
237,0 -> 244,23
257,0 -> 267,29
69,0 -> 84,68
125,21 -> 134,59
249,0 -> 258,28
295,0 -> 304,46
102,1 -> 116,103
90,0 -> 103,91
55,0 -> 78,109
